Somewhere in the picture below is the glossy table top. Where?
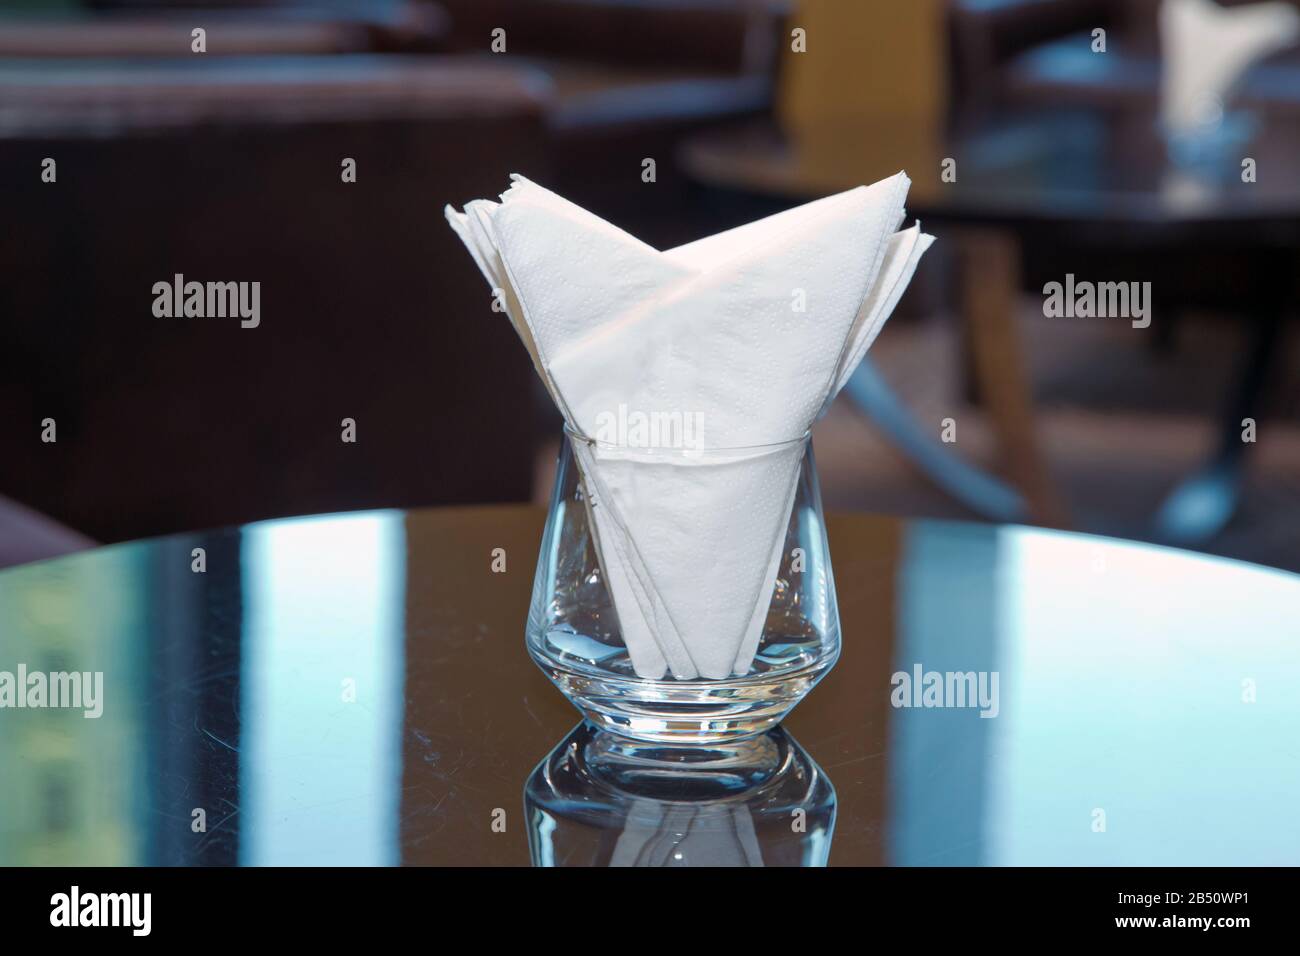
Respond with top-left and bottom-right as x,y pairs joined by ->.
1,505 -> 1297,866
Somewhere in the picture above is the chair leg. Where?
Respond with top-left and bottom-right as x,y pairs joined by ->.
958,228 -> 1070,528
1154,302 -> 1286,544
843,359 -> 1027,523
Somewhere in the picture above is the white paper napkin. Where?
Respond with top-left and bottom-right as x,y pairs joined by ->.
1160,0 -> 1300,134
447,175 -> 932,679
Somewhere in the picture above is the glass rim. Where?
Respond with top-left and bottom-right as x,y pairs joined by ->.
562,423 -> 810,455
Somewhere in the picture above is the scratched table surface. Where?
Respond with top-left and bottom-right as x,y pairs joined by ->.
1,504 -> 1297,866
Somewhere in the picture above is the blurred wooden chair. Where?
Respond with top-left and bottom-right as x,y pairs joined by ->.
0,56 -> 551,543
0,2 -> 450,56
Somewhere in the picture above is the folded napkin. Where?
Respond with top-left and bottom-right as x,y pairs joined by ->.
1160,0 -> 1300,135
447,174 -> 932,679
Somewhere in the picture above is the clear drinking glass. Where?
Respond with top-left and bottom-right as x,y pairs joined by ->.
526,428 -> 840,743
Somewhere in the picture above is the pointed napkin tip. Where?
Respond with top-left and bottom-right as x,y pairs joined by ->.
500,174 -> 534,204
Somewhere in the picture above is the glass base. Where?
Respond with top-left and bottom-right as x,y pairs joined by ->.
528,641 -> 839,743
525,722 -> 838,866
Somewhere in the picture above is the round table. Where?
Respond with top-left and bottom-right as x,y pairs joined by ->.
1,505 -> 1297,866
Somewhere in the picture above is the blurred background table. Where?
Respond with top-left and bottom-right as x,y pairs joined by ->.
682,108 -> 1300,540
1,505 -> 1296,866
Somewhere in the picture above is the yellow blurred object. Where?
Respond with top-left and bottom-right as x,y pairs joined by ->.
777,0 -> 948,127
